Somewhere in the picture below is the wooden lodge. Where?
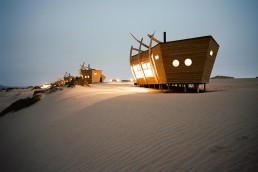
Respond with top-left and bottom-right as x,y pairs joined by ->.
80,63 -> 106,84
129,32 -> 219,92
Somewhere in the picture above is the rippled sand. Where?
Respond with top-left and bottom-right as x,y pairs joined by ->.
1,79 -> 258,171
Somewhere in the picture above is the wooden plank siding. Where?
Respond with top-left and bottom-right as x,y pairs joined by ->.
130,35 -> 219,85
91,70 -> 103,83
162,37 -> 211,83
201,38 -> 220,83
81,69 -> 104,83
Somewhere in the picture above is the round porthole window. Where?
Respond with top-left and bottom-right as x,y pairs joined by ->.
210,50 -> 213,56
172,60 -> 179,67
184,58 -> 192,66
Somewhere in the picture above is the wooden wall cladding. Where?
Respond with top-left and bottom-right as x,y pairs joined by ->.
151,45 -> 167,84
130,36 -> 219,85
92,70 -> 102,83
202,38 -> 220,83
161,36 -> 218,84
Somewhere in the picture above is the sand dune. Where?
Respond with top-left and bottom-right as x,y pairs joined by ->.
0,79 -> 258,171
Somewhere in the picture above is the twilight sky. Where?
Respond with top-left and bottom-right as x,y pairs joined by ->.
1,0 -> 258,86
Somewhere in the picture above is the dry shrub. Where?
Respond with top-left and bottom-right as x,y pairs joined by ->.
0,94 -> 42,116
67,77 -> 89,87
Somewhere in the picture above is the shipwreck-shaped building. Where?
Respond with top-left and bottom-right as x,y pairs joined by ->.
129,32 -> 219,92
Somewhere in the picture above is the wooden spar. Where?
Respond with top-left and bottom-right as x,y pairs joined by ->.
138,38 -> 148,84
129,46 -> 137,82
80,62 -> 86,70
147,34 -> 161,43
148,34 -> 159,84
130,33 -> 149,48
131,47 -> 145,52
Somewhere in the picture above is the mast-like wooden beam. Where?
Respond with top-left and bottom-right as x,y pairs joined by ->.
148,35 -> 159,84
131,47 -> 145,52
130,33 -> 149,48
147,34 -> 161,43
129,46 -> 137,82
138,38 -> 148,85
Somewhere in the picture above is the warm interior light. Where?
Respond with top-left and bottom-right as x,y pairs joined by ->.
144,69 -> 154,77
133,63 -> 154,78
135,71 -> 143,78
133,64 -> 143,78
142,62 -> 154,77
155,55 -> 159,60
210,50 -> 213,56
172,60 -> 179,67
184,58 -> 192,66
142,63 -> 147,70
147,62 -> 151,68
94,73 -> 97,75
133,65 -> 141,71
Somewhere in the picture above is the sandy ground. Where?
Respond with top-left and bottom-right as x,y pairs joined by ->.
0,79 -> 258,171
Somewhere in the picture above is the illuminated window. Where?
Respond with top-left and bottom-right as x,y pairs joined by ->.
147,63 -> 151,68
142,62 -> 153,77
210,50 -> 213,56
133,65 -> 141,71
134,63 -> 154,78
135,71 -> 143,78
133,65 -> 140,72
142,63 -> 147,70
133,65 -> 143,78
155,55 -> 159,60
144,69 -> 153,77
172,60 -> 179,67
94,73 -> 97,75
184,58 -> 192,66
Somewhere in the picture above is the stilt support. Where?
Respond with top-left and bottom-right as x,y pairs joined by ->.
184,84 -> 186,93
195,84 -> 199,93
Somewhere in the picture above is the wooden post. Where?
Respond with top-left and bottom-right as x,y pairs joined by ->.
195,84 -> 199,93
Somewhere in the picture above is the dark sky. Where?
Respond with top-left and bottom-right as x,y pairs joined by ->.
1,0 -> 258,86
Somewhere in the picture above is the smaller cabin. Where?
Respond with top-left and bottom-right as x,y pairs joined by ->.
80,63 -> 106,84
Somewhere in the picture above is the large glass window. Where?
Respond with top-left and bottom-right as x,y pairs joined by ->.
142,62 -> 154,77
133,64 -> 143,78
133,63 -> 154,78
